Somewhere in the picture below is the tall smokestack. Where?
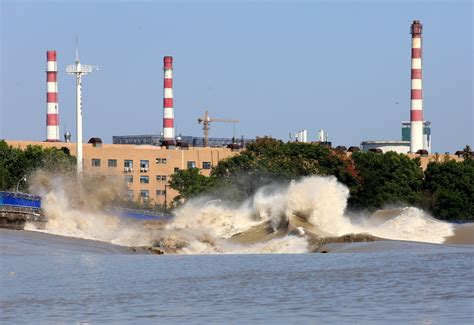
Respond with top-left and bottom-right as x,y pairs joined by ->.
46,50 -> 59,141
163,56 -> 175,145
410,20 -> 423,153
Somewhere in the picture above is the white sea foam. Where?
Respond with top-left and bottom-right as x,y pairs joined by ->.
26,173 -> 458,253
25,173 -> 156,247
365,207 -> 454,244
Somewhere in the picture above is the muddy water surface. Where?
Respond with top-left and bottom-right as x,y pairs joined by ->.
1,229 -> 473,324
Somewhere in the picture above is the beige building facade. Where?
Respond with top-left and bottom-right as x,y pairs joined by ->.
6,140 -> 238,207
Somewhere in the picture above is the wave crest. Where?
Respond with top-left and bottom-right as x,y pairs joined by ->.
26,173 -> 464,253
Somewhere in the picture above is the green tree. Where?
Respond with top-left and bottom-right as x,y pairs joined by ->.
0,140 -> 75,192
462,144 -> 472,160
0,141 -> 23,190
423,156 -> 474,221
349,151 -> 424,210
170,137 -> 358,203
168,168 -> 219,203
212,137 -> 359,200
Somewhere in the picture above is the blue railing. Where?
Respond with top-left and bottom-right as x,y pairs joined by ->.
0,191 -> 42,210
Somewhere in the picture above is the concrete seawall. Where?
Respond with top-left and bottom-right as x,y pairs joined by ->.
0,207 -> 46,230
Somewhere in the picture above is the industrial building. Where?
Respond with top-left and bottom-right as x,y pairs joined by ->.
361,121 -> 431,154
401,121 -> 431,153
360,141 -> 410,154
6,140 -> 238,207
361,20 -> 431,154
290,129 -> 329,144
294,130 -> 308,143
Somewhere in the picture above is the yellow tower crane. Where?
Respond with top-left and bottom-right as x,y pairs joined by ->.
197,110 -> 240,147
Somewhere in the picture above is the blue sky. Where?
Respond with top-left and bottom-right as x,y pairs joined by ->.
1,0 -> 472,152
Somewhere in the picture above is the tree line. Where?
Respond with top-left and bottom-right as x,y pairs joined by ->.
0,140 -> 75,192
169,138 -> 474,222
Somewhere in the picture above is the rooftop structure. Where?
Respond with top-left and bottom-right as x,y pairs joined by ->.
112,134 -> 254,147
360,140 -> 410,154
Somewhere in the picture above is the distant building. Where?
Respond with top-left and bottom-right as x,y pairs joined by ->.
318,129 -> 328,142
360,140 -> 410,154
294,130 -> 308,143
401,121 -> 431,153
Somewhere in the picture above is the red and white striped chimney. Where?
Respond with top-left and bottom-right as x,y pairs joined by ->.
410,20 -> 423,153
46,50 -> 59,142
163,56 -> 175,145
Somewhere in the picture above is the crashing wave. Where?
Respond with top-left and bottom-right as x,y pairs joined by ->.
25,173 -> 470,254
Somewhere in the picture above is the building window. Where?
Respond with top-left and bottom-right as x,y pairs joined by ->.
202,162 -> 211,169
91,159 -> 101,167
174,167 -> 180,173
124,160 -> 133,172
124,175 -> 133,183
140,160 -> 149,172
156,175 -> 167,181
140,190 -> 149,201
156,158 -> 167,164
127,190 -> 134,200
156,190 -> 167,196
140,175 -> 149,184
108,159 -> 117,167
187,161 -> 196,169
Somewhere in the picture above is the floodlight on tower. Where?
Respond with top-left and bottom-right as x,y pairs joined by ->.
66,41 -> 98,176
